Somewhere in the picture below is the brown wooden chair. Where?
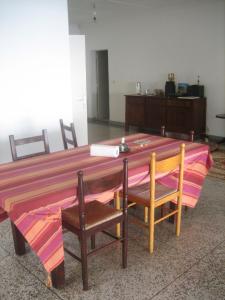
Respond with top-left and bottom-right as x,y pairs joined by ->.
60,119 -> 78,149
161,125 -> 194,142
8,129 -> 50,256
9,129 -> 50,161
61,158 -> 128,290
127,144 -> 185,253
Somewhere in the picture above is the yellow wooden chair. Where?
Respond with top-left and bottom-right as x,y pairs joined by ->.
127,143 -> 185,253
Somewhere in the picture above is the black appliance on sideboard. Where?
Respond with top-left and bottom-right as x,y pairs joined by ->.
165,81 -> 176,97
165,73 -> 176,97
187,85 -> 204,97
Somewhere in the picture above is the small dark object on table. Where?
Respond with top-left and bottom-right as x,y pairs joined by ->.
119,143 -> 129,153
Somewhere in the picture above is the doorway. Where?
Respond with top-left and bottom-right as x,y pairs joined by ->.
95,50 -> 109,121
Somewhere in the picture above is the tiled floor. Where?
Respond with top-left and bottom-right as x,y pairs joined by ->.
87,121 -> 136,144
0,122 -> 225,300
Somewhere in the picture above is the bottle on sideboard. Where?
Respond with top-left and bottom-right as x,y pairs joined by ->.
136,82 -> 142,95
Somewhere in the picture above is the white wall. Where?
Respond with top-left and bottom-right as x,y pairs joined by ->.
69,0 -> 225,136
0,0 -> 74,163
70,35 -> 88,145
69,23 -> 81,35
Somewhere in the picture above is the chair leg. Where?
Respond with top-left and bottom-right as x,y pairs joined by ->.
168,202 -> 175,224
116,192 -> 121,238
144,206 -> 148,223
122,217 -> 128,269
160,204 -> 165,218
80,234 -> 88,291
91,235 -> 95,249
149,205 -> 155,254
176,197 -> 182,237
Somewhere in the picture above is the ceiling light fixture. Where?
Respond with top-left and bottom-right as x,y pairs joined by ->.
92,1 -> 97,23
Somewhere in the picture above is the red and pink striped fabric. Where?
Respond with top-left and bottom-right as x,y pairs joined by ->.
0,134 -> 213,273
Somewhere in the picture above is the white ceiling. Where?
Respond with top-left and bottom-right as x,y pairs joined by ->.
68,0 -> 197,25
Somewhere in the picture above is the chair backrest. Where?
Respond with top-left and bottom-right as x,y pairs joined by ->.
77,158 -> 128,230
160,125 -> 194,142
60,119 -> 78,150
9,129 -> 50,161
150,143 -> 185,202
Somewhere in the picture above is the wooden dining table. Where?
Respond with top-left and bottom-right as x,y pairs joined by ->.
0,133 -> 213,288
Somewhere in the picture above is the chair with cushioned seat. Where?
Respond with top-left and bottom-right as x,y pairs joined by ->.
61,158 -> 128,290
127,144 -> 185,253
60,119 -> 78,149
9,129 -> 50,161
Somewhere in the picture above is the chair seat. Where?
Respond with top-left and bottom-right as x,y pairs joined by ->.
128,182 -> 177,206
62,200 -> 122,230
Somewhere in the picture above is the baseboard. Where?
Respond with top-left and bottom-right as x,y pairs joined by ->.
205,134 -> 225,142
88,118 -> 125,128
87,119 -> 225,142
108,120 -> 125,127
88,118 -> 109,124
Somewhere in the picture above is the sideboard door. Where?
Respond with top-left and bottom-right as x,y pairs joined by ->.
125,96 -> 145,130
145,97 -> 166,131
165,98 -> 193,132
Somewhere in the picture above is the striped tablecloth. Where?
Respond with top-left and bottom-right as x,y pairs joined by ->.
0,133 -> 213,273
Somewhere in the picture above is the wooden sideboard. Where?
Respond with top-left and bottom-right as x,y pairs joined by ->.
125,95 -> 206,135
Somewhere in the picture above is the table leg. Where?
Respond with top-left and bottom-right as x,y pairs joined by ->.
116,191 -> 121,238
11,222 -> 26,255
51,261 -> 65,288
11,221 -> 65,289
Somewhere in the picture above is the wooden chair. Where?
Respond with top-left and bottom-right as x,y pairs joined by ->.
161,125 -> 194,142
8,129 -> 50,256
9,129 -> 50,161
60,119 -> 78,149
61,158 -> 128,290
161,125 -> 192,214
127,144 -> 185,253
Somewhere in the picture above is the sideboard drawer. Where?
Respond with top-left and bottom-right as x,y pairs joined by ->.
125,96 -> 145,127
126,96 -> 145,105
167,99 -> 191,108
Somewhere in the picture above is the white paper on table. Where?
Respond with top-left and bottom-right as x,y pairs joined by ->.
90,144 -> 120,158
